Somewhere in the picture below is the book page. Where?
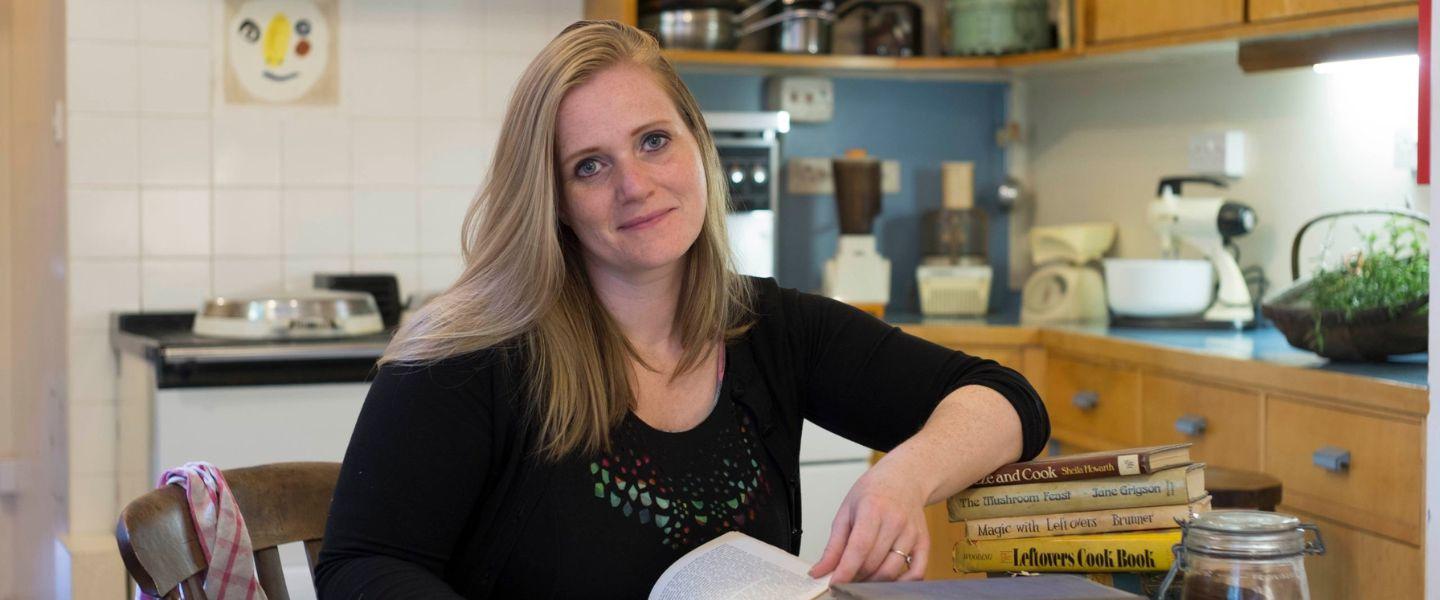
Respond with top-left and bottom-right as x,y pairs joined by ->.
649,531 -> 832,600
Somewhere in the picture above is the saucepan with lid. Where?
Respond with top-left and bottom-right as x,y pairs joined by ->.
640,0 -> 840,54
834,0 -> 926,57
638,0 -> 778,51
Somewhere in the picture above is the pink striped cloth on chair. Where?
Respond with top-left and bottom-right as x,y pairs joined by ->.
139,461 -> 268,600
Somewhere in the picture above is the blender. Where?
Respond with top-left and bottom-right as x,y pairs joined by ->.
823,148 -> 890,317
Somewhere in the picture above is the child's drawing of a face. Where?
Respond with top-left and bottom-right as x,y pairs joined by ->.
228,0 -> 331,102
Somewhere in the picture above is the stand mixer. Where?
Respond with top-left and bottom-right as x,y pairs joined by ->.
1145,176 -> 1258,326
823,149 -> 890,317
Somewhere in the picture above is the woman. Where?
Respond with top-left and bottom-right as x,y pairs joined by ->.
315,20 -> 1049,599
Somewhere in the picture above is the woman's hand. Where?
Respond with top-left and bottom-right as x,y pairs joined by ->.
807,463 -> 930,584
807,385 -> 1025,584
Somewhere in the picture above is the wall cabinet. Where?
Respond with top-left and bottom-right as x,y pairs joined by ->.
1086,0 -> 1246,43
1084,0 -> 1413,47
1249,0 -> 1415,21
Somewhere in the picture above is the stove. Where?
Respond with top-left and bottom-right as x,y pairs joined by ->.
112,312 -> 389,388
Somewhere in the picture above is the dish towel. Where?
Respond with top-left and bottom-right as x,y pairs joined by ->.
138,461 -> 268,600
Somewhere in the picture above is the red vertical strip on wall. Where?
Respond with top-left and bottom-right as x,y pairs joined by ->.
1420,0 -> 1430,184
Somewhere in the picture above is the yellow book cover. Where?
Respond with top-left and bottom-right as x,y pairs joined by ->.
953,530 -> 1182,573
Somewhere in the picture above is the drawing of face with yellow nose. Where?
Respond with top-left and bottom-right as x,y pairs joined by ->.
228,0 -> 331,102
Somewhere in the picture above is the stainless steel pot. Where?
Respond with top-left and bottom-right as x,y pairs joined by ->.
769,1 -> 835,54
639,1 -> 773,51
640,7 -> 739,50
640,0 -> 836,54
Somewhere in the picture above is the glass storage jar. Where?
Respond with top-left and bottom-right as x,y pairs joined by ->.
1158,510 -> 1326,600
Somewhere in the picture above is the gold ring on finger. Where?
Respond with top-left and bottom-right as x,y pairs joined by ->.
890,548 -> 912,565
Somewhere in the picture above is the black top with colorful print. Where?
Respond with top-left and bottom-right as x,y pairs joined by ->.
496,353 -> 789,597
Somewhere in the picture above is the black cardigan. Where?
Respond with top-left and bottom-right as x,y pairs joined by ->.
315,277 -> 1049,598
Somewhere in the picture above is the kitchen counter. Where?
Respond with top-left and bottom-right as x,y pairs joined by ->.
114,307 -> 1427,391
888,313 -> 1427,390
1060,324 -> 1427,388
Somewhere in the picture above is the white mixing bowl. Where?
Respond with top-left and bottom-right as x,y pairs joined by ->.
1102,258 -> 1214,318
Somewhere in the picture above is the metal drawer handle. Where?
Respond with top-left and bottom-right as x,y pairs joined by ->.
1175,414 -> 1207,436
1072,390 -> 1099,411
1313,446 -> 1350,473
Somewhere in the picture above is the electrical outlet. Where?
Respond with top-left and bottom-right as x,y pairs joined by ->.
1188,130 -> 1245,177
1394,129 -> 1418,171
881,160 -> 900,194
765,76 -> 834,123
787,157 -> 832,195
786,158 -> 901,195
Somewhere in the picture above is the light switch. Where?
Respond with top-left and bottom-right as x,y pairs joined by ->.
1188,130 -> 1245,178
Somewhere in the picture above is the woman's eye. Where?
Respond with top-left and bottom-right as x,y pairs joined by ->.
642,133 -> 670,151
575,159 -> 600,178
239,19 -> 260,43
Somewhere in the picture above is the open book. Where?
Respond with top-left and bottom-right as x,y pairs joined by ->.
649,531 -> 832,600
647,533 -> 1141,599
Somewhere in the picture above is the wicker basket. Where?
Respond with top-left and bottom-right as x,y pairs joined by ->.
1259,208 -> 1428,361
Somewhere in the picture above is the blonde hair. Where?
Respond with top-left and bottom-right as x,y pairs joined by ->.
381,20 -> 754,462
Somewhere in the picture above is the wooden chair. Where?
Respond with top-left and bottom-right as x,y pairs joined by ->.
115,462 -> 341,600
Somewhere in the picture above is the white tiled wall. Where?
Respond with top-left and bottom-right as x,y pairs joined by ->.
64,0 -> 585,540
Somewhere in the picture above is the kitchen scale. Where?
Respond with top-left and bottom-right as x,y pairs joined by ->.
1020,223 -> 1116,324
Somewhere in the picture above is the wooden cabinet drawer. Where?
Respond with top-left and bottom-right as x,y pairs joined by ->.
1265,396 -> 1422,543
1249,0 -> 1413,22
1086,0 -> 1245,43
1278,506 -> 1422,600
1044,354 -> 1140,447
1140,374 -> 1261,471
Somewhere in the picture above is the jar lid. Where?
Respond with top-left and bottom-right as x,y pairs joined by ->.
1184,510 -> 1307,558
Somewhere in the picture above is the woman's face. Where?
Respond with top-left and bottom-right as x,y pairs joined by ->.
554,63 -> 708,280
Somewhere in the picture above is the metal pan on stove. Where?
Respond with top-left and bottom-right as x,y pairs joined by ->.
192,290 -> 385,340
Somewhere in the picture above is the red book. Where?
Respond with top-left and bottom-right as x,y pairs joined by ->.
970,444 -> 1192,488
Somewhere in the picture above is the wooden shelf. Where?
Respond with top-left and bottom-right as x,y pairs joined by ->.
648,4 -> 1414,76
662,49 -> 1004,73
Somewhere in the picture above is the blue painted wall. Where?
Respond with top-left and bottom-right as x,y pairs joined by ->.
682,72 -> 1013,314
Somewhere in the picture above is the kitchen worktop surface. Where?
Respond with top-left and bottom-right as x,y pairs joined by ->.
113,309 -> 1426,389
888,312 -> 1427,389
